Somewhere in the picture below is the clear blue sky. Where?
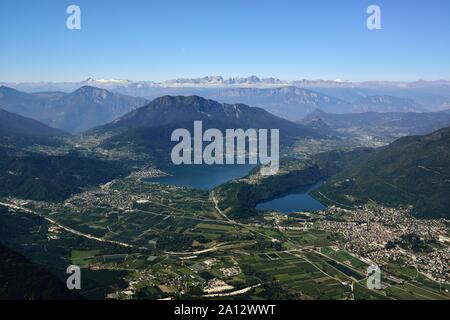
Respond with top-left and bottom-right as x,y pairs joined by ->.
1,0 -> 449,82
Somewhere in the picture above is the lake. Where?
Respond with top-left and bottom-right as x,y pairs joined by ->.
148,164 -> 255,190
256,180 -> 326,213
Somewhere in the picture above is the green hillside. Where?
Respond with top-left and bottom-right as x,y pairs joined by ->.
92,95 -> 319,166
315,126 -> 450,219
0,151 -> 129,201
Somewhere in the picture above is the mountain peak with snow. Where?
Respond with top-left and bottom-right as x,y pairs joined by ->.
83,78 -> 132,85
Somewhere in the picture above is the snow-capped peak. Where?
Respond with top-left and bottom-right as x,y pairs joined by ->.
83,78 -> 132,84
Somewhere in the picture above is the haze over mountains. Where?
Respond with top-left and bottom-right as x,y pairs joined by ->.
202,87 -> 356,120
4,76 -> 450,91
0,86 -> 147,133
302,109 -> 450,141
0,108 -> 66,148
2,77 -> 450,144
2,76 -> 450,131
354,95 -> 426,113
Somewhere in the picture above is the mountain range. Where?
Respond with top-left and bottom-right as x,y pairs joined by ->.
303,109 -> 450,141
206,89 -> 432,119
354,95 -> 425,113
2,77 -> 450,113
4,82 -> 443,131
203,87 -> 357,120
0,86 -> 147,133
4,76 -> 450,90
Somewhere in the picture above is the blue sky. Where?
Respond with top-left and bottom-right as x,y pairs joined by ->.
0,0 -> 449,82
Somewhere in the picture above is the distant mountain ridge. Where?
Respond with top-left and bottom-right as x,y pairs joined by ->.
354,95 -> 426,113
3,76 -> 450,90
205,89 -> 432,120
2,77 -> 450,120
303,109 -> 450,141
204,86 -> 356,120
0,86 -> 147,133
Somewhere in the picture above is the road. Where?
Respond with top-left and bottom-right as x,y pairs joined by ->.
0,201 -> 135,249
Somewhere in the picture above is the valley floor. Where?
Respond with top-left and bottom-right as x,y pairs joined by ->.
0,169 -> 448,300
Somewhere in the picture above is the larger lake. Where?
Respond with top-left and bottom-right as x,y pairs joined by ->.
256,180 -> 326,213
148,164 -> 255,190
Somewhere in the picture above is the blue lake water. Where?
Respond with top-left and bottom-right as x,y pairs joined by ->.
256,180 -> 326,213
148,164 -> 255,190
148,165 -> 326,213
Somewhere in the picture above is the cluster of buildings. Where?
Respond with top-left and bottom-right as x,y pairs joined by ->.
220,266 -> 241,277
63,188 -> 136,213
204,279 -> 234,294
126,168 -> 167,180
319,205 -> 449,283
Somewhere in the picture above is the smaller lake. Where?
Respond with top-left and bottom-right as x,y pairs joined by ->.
148,164 -> 255,190
256,180 -> 326,213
